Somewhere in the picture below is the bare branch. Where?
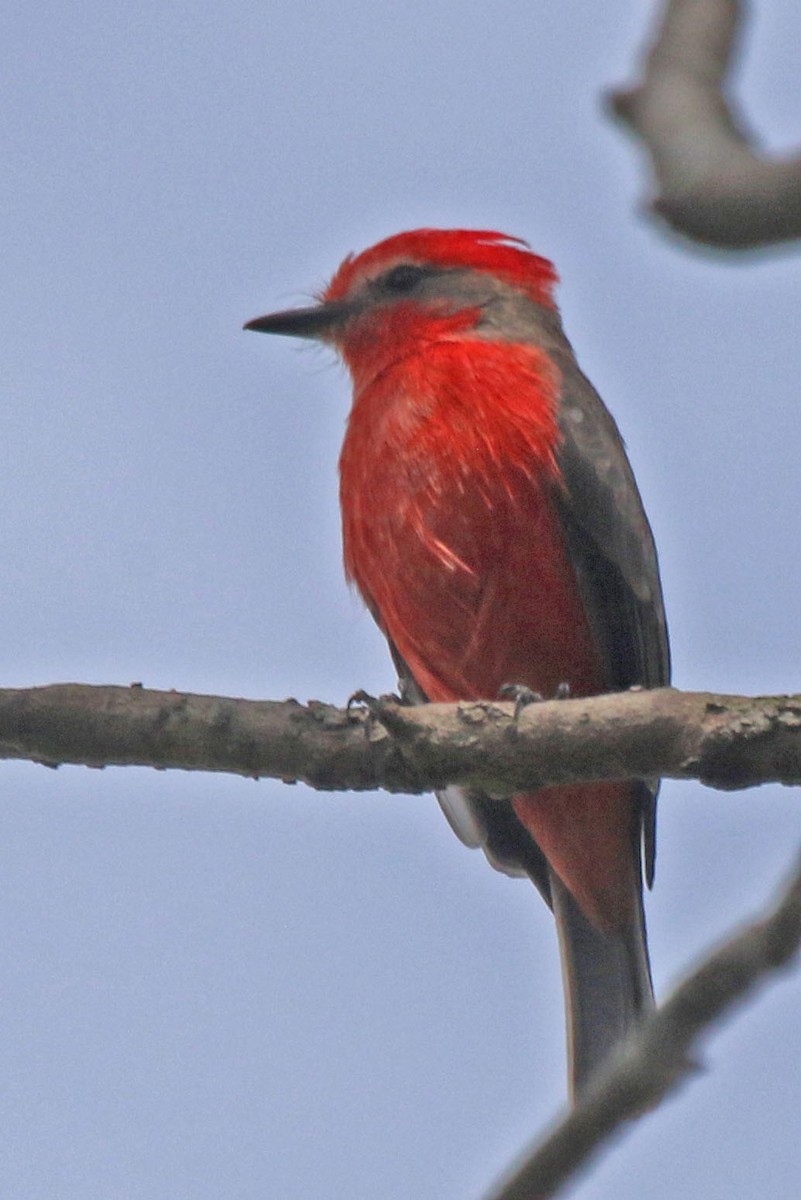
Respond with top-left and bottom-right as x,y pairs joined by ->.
2,683 -> 801,793
610,0 -> 801,249
484,850 -> 801,1199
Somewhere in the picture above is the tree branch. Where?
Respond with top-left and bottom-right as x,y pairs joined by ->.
483,849 -> 801,1199
2,683 -> 801,792
609,0 -> 801,249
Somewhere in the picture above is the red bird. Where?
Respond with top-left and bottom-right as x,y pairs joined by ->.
246,229 -> 669,1097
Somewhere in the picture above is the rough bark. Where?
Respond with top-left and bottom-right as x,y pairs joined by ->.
1,683 -> 801,794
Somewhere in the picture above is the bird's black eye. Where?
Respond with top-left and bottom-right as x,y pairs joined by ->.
380,263 -> 428,293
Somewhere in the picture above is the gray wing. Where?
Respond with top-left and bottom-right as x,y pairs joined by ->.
548,330 -> 670,886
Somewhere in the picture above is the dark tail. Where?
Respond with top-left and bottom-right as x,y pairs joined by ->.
550,870 -> 653,1101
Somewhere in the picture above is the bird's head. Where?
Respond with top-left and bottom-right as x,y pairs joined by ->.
245,229 -> 558,386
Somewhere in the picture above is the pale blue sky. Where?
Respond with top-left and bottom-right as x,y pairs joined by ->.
3,3 -> 801,1197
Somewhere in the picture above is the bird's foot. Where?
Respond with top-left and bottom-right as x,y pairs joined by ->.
498,683 -> 543,722
346,688 -> 401,720
498,681 -> 571,721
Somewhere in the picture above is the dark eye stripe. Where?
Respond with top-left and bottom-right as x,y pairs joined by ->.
380,264 -> 428,293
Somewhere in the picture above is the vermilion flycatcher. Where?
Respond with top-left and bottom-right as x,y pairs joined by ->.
246,229 -> 669,1098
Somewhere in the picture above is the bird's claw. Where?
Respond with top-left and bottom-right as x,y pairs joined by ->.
346,689 -> 401,721
499,681 -> 572,722
498,683 -> 544,722
347,689 -> 379,717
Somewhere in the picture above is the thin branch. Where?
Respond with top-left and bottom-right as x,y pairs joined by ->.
2,683 -> 801,792
483,849 -> 801,1199
609,0 -> 801,249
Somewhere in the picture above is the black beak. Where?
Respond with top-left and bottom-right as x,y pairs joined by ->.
243,299 -> 355,340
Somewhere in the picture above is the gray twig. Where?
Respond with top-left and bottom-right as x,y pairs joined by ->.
485,851 -> 801,1198
610,0 -> 801,248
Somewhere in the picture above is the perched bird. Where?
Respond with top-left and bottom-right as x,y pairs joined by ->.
246,229 -> 669,1098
